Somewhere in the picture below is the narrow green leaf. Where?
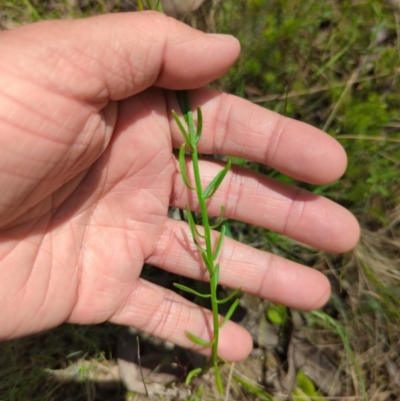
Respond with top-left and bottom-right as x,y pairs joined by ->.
22,0 -> 41,20
186,205 -> 205,239
186,210 -> 198,242
185,368 -> 202,386
266,304 -> 287,326
173,283 -> 211,298
145,0 -> 153,9
233,374 -> 276,400
203,159 -> 232,199
210,205 -> 225,230
217,287 -> 242,304
213,225 -> 226,261
176,91 -> 196,144
296,370 -> 321,397
179,144 -> 195,190
176,91 -> 190,123
196,106 -> 203,142
155,0 -> 163,12
172,110 -> 193,151
176,91 -> 196,143
212,264 -> 220,291
186,331 -> 214,347
201,251 -> 213,274
219,298 -> 240,328
137,0 -> 144,10
187,113 -> 196,144
187,219 -> 204,252
224,222 -> 234,239
215,363 -> 224,394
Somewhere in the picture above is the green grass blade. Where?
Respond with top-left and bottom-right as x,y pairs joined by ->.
185,368 -> 202,386
219,298 -> 240,328
176,91 -> 196,143
186,206 -> 205,240
203,159 -> 232,199
233,374 -> 276,400
215,363 -> 224,394
186,331 -> 214,348
176,91 -> 190,123
212,264 -> 220,291
210,205 -> 225,230
196,106 -> 203,142
137,0 -> 144,10
173,283 -> 211,298
310,310 -> 368,400
179,144 -> 195,190
155,0 -> 163,12
223,222 -> 234,239
201,251 -> 212,273
172,110 -> 193,151
213,225 -> 226,261
186,216 -> 205,252
22,0 -> 41,20
312,43 -> 352,79
217,288 -> 242,304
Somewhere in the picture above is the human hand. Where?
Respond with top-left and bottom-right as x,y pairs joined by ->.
0,12 -> 359,361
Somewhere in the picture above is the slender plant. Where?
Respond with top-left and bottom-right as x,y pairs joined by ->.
172,91 -> 241,393
139,2 -> 241,393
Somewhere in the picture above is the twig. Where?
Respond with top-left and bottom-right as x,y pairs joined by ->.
136,336 -> 149,397
336,135 -> 400,143
224,362 -> 235,401
248,71 -> 399,103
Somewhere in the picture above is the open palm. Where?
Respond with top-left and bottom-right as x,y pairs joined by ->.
0,12 -> 359,361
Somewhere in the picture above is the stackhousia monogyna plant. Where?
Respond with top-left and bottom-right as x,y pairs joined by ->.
139,1 -> 241,393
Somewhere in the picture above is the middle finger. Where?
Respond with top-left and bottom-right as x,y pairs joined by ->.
171,157 -> 359,253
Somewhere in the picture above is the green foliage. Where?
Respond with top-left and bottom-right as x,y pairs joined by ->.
292,370 -> 326,400
138,0 -> 163,12
360,261 -> 400,321
233,374 -> 278,401
0,324 -> 121,401
307,310 -> 368,400
173,90 -> 241,394
142,1 -> 239,391
266,304 -> 287,326
214,0 -> 400,218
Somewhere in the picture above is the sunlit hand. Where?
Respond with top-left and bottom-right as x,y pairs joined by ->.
0,12 -> 359,361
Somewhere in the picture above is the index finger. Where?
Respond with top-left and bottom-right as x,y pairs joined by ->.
0,13 -> 240,102
167,88 -> 347,185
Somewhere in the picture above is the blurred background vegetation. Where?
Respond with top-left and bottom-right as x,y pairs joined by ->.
1,0 -> 400,400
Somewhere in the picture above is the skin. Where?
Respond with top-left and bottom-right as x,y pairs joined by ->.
0,11 -> 360,361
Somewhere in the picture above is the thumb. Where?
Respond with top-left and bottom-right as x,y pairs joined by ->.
0,12 -> 240,102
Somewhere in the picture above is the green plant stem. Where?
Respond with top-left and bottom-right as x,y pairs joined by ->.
187,110 -> 221,386
173,90 -> 239,394
138,2 -> 237,393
